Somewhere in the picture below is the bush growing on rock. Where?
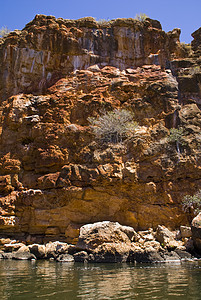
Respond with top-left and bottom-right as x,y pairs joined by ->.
97,18 -> 110,25
135,13 -> 148,22
182,190 -> 201,215
0,26 -> 10,37
168,127 -> 185,144
88,109 -> 138,144
167,127 -> 186,153
189,66 -> 201,75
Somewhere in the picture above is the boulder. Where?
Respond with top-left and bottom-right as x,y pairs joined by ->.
13,245 -> 36,260
143,240 -> 161,252
45,241 -> 69,259
175,249 -> 192,260
180,226 -> 192,238
3,243 -> 25,252
0,238 -> 13,249
161,250 -> 181,263
191,212 -> 201,253
129,245 -> 164,263
92,242 -> 132,263
76,221 -> 136,251
138,229 -> 155,242
156,225 -> 176,247
75,221 -> 137,263
74,251 -> 89,262
28,244 -> 46,259
1,252 -> 15,259
56,254 -> 74,262
184,238 -> 194,252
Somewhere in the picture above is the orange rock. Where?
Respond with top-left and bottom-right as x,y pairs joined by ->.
0,15 -> 201,240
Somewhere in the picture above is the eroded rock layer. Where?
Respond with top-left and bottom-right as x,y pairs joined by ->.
0,15 -> 183,101
0,15 -> 201,242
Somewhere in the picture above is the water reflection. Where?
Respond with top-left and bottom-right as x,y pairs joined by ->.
0,260 -> 201,299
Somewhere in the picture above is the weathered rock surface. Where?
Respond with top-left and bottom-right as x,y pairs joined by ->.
76,221 -> 135,262
0,15 -> 183,102
1,244 -> 36,260
28,244 -> 46,259
45,241 -> 69,258
191,213 -> 201,253
74,222 -> 195,263
76,221 -> 135,250
0,222 -> 198,262
156,225 -> 176,247
56,254 -> 74,262
0,15 -> 201,241
180,226 -> 192,239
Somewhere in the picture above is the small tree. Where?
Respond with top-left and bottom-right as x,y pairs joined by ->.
167,127 -> 186,154
182,190 -> 201,216
135,13 -> 148,22
0,26 -> 10,38
88,109 -> 138,144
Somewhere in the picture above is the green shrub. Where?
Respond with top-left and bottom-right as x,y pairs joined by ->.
0,26 -> 10,38
88,109 -> 138,144
189,66 -> 201,76
167,127 -> 185,145
167,127 -> 187,154
135,13 -> 148,22
182,190 -> 201,215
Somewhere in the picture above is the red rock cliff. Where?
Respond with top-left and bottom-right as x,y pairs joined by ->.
0,15 -> 201,243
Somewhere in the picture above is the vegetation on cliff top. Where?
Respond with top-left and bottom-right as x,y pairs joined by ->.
0,26 -> 10,37
135,13 -> 149,22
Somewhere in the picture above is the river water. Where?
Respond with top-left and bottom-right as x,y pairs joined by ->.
0,260 -> 201,299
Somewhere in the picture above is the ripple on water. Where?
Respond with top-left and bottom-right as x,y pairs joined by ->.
0,261 -> 201,299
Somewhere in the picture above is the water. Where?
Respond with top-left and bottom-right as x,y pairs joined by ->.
0,260 -> 201,299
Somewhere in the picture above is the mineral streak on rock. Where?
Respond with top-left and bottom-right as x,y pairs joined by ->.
0,15 -> 201,242
0,14 -> 183,101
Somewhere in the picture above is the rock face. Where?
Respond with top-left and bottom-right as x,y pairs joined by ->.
0,15 -> 201,241
0,15 -> 183,102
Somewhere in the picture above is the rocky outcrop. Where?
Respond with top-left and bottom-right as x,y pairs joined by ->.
0,15 -> 201,241
0,15 -> 183,101
0,221 -> 195,263
76,221 -> 135,262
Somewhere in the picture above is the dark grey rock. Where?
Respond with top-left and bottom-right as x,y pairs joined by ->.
74,251 -> 89,262
129,250 -> 164,263
45,242 -> 68,259
56,254 -> 74,262
1,251 -> 36,260
93,251 -> 129,263
161,250 -> 181,262
29,244 -> 46,259
175,249 -> 192,260
13,252 -> 36,260
1,252 -> 14,259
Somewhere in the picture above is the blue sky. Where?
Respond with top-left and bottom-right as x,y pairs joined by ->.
1,0 -> 200,43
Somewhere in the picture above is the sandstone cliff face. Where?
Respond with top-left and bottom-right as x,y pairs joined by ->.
0,15 -> 183,102
0,15 -> 201,243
